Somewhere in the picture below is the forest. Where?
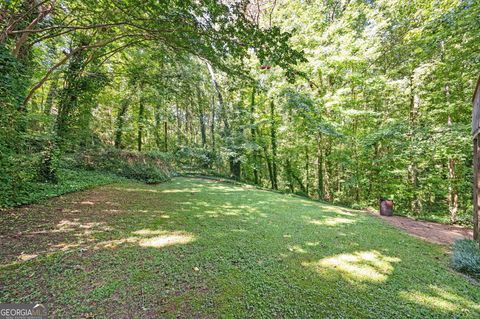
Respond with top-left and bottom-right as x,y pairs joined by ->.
2,0 -> 479,223
2,0 -> 480,317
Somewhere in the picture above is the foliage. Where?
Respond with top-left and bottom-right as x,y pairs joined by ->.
175,146 -> 217,170
452,240 -> 480,279
75,148 -> 173,184
1,0 -> 479,226
0,168 -> 123,208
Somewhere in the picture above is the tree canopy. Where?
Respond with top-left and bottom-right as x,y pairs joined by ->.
1,0 -> 480,225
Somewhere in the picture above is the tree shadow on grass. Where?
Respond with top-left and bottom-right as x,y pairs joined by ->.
1,177 -> 479,318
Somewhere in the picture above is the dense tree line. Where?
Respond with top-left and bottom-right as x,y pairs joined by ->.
1,0 -> 479,225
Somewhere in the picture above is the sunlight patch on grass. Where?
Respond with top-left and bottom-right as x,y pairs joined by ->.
399,285 -> 480,313
287,245 -> 308,254
45,219 -> 112,234
304,251 -> 400,283
94,230 -> 196,249
307,216 -> 356,227
18,253 -> 38,261
139,233 -> 195,248
161,188 -> 200,193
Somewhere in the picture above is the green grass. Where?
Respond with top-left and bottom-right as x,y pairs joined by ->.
1,177 -> 479,318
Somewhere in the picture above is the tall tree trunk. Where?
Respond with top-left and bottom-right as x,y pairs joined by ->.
114,100 -> 128,149
164,121 -> 168,152
264,146 -> 275,189
44,77 -> 58,115
270,100 -> 278,190
198,91 -> 207,148
137,85 -> 145,152
448,154 -> 458,223
54,37 -> 93,143
408,76 -> 421,213
286,158 -> 294,193
176,103 -> 181,146
305,146 -> 310,195
210,95 -> 216,152
316,133 -> 324,199
250,86 -> 259,184
324,141 -> 332,200
154,103 -> 162,149
445,83 -> 458,223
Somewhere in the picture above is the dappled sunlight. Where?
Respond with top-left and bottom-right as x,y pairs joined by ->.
288,245 -> 307,254
305,241 -> 320,246
307,216 -> 356,227
303,251 -> 400,283
132,229 -> 166,236
139,233 -> 195,248
160,188 -> 201,193
112,187 -> 164,193
18,253 -> 38,261
399,285 -> 480,314
26,219 -> 113,235
94,229 -> 196,249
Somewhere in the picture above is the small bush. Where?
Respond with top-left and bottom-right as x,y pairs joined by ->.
75,148 -> 173,183
451,239 -> 480,279
175,146 -> 216,170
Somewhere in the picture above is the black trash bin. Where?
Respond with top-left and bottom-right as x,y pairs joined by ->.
379,198 -> 394,216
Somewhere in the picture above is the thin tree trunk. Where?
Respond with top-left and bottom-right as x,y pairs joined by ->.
137,85 -> 145,152
286,159 -> 294,193
316,133 -> 324,199
264,146 -> 275,189
409,76 -> 421,213
445,83 -> 458,223
176,103 -> 181,146
154,103 -> 162,149
198,91 -> 207,148
305,146 -> 310,195
114,100 -> 128,149
270,100 -> 278,190
164,121 -> 168,152
250,86 -> 259,184
210,95 -> 216,152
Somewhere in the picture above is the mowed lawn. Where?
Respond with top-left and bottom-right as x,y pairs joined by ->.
1,178 -> 479,318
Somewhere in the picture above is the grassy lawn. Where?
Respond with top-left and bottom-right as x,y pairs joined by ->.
1,177 -> 479,318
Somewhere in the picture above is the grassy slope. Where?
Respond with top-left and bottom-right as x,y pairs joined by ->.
0,177 -> 479,318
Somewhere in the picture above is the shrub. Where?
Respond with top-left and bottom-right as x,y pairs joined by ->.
0,169 -> 123,208
451,239 -> 480,279
75,148 -> 173,183
175,146 -> 216,170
